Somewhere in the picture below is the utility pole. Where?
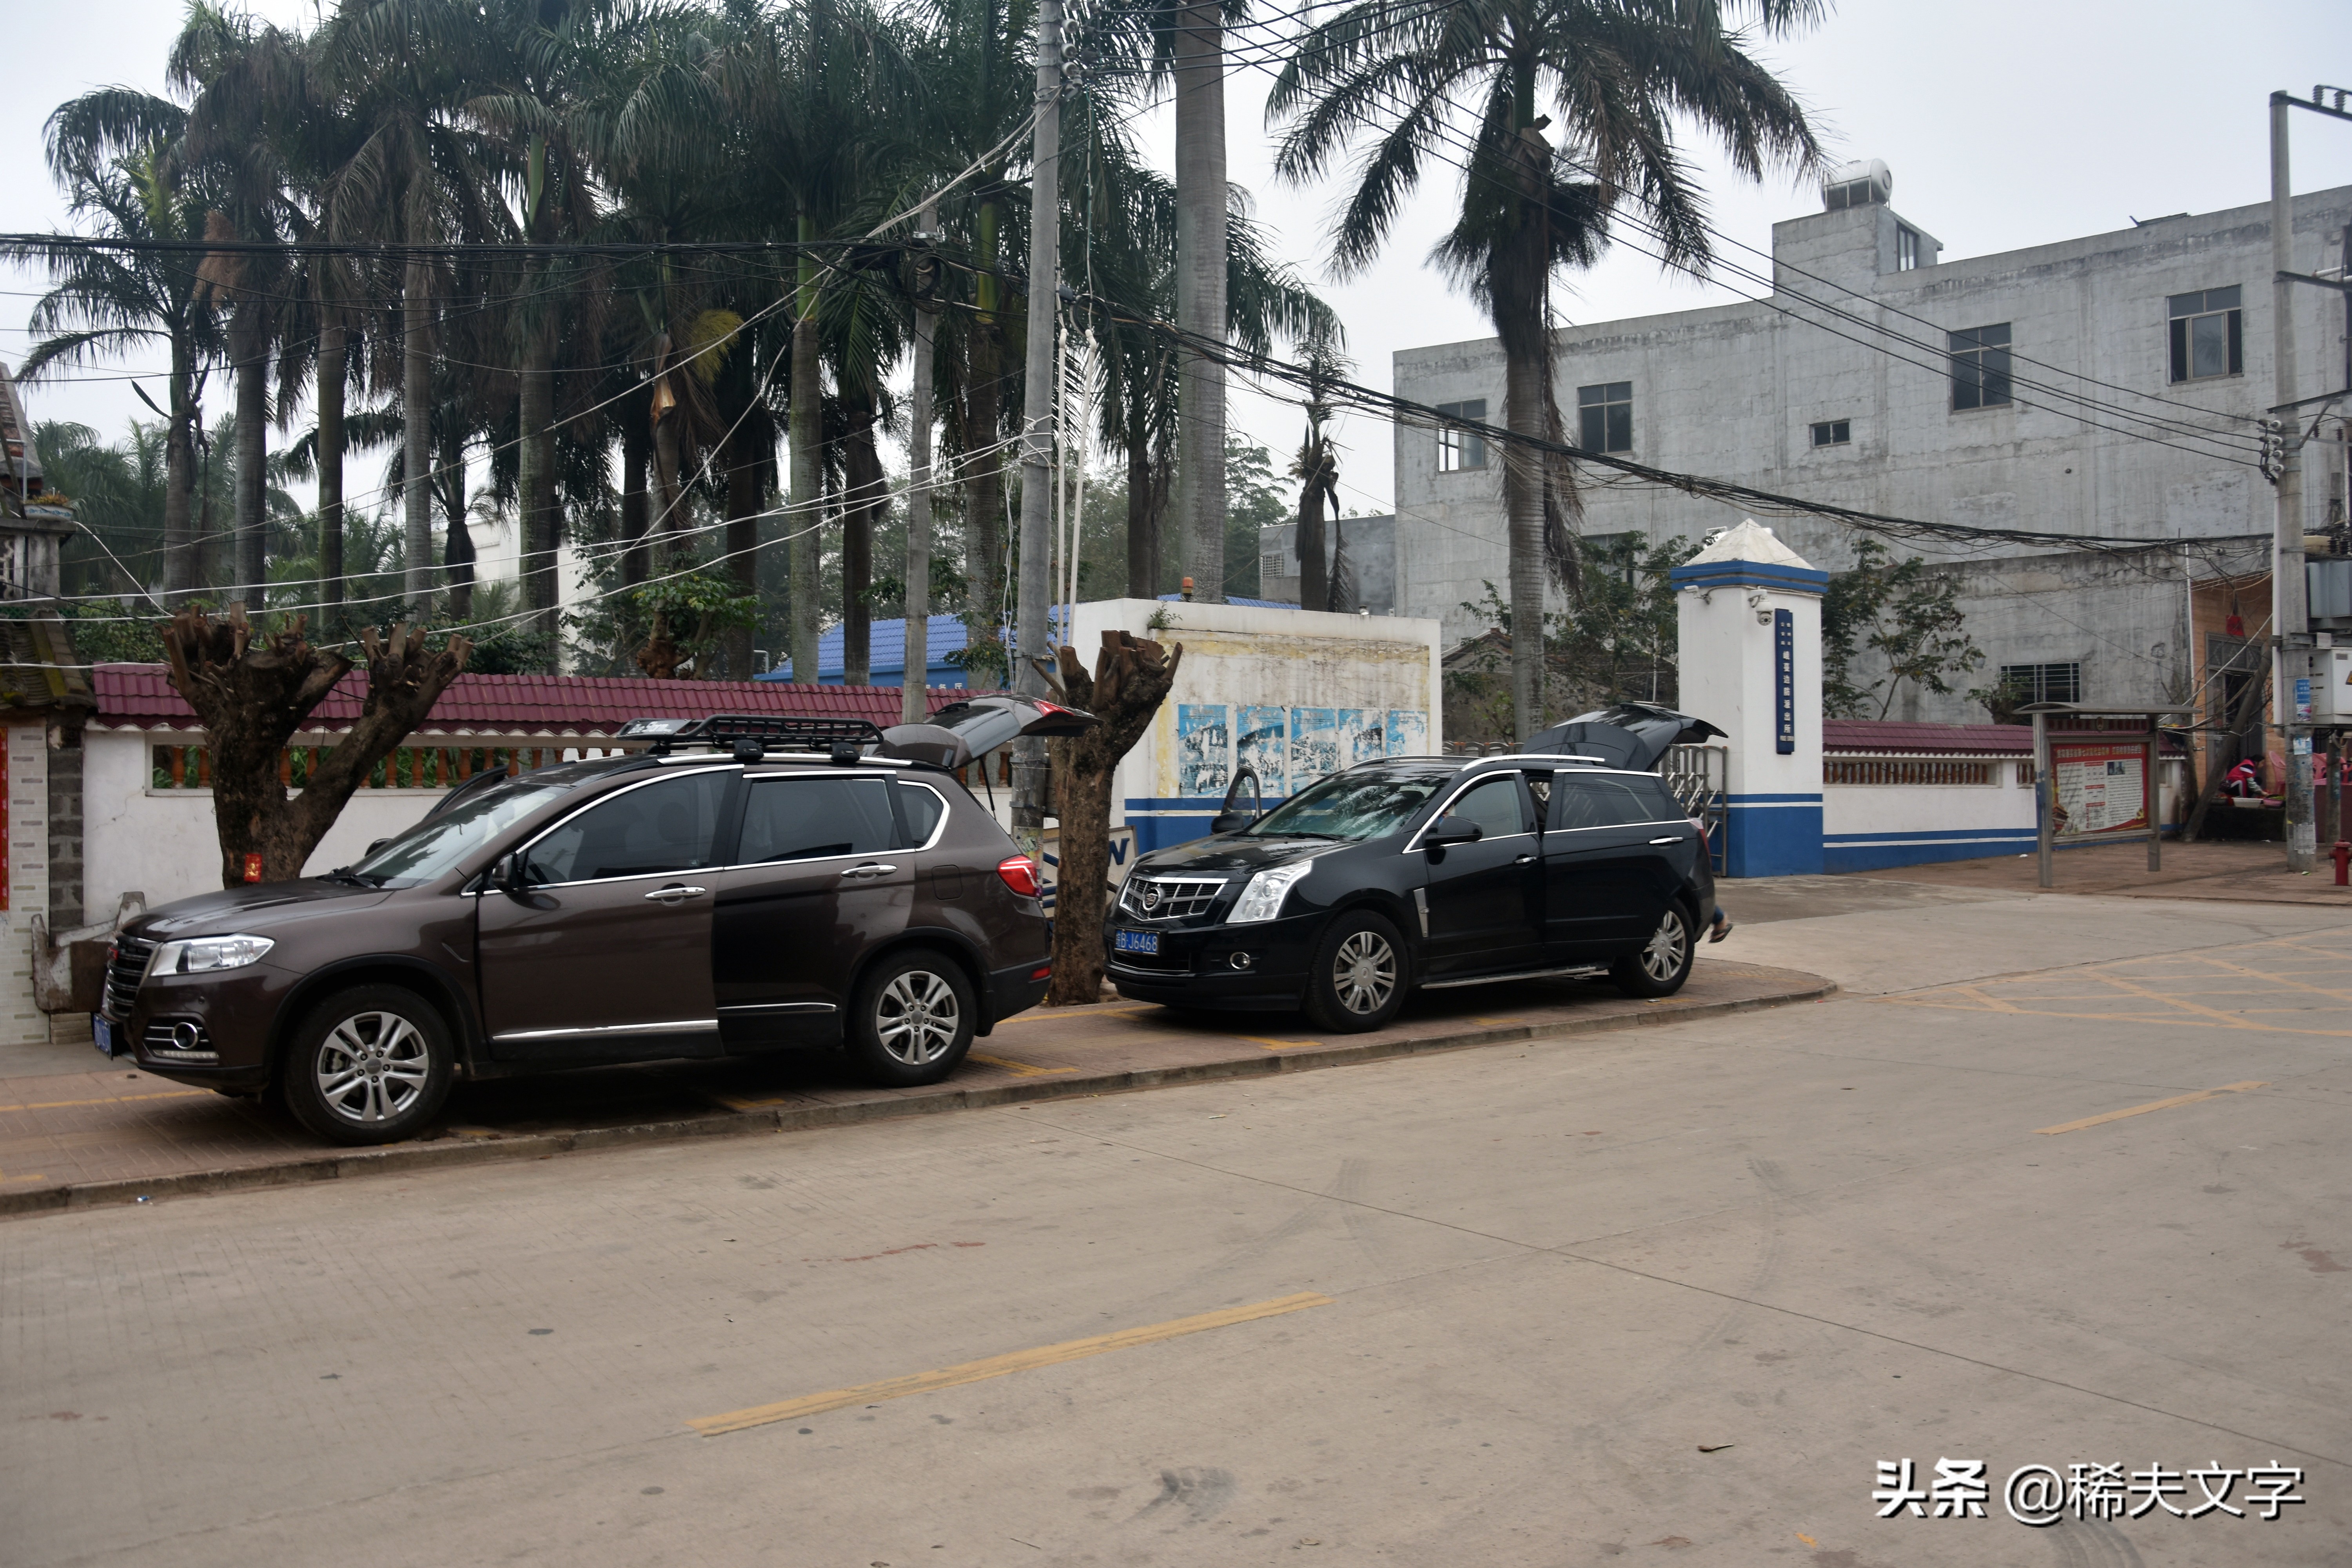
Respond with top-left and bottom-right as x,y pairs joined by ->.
1174,0 -> 1228,604
1009,0 -> 1063,853
904,201 -> 940,727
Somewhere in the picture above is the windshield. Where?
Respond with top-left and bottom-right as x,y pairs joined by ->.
345,781 -> 571,889
1242,768 -> 1446,842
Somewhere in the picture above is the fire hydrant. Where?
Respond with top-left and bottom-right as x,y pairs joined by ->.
2334,840 -> 2350,887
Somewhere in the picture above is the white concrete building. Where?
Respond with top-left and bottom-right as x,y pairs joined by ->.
1392,164 -> 2352,723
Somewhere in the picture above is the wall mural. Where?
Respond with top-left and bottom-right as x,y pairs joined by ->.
1167,704 -> 1433,799
1175,705 -> 1231,796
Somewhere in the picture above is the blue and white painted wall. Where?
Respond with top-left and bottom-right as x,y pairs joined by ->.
1064,598 -> 1445,852
1672,522 -> 1827,877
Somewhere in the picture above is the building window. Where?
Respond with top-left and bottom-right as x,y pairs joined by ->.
1810,419 -> 1851,447
2168,287 -> 2243,383
1435,400 -> 1486,471
1896,225 -> 1921,271
1999,661 -> 2080,706
1578,382 -> 1633,452
1950,323 -> 2013,410
1259,552 -> 1284,585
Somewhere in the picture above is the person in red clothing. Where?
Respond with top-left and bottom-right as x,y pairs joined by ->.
2221,756 -> 2263,799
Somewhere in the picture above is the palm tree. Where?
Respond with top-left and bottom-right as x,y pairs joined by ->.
311,0 -> 505,618
1289,325 -> 1347,612
1269,0 -> 1822,738
7,90 -> 218,601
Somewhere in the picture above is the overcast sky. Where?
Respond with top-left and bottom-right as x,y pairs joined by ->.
7,0 -> 2351,533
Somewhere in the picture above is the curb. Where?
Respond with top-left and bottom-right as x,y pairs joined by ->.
1,973 -> 1834,1221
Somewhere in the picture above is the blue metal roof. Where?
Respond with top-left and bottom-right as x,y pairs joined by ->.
767,597 -> 1304,682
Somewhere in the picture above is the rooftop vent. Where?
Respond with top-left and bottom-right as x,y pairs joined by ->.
1822,159 -> 1892,211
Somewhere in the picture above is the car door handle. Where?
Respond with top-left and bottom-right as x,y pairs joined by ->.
1513,853 -> 1537,865
644,884 -> 708,903
1649,837 -> 1684,845
839,862 -> 899,879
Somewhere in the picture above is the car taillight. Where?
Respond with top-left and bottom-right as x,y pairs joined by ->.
996,856 -> 1042,897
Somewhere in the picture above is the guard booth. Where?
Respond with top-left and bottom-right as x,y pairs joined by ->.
2023,704 -> 2185,887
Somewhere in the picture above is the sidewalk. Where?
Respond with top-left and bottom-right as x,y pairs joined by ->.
0,956 -> 1829,1219
1856,837 -> 2352,906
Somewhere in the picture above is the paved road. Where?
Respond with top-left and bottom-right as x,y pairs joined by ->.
7,890 -> 2349,1566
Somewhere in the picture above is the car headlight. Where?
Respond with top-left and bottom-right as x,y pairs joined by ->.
149,935 -> 275,976
1226,861 -> 1316,924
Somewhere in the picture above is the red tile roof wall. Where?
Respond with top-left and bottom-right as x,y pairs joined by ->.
90,664 -> 981,734
1822,720 -> 2034,755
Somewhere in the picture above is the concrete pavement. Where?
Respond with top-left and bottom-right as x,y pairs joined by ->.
5,890 -> 2348,1566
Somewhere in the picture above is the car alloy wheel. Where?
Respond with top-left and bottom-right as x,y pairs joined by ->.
1331,929 -> 1398,1016
1639,910 -> 1689,985
314,1010 -> 435,1125
874,968 -> 962,1067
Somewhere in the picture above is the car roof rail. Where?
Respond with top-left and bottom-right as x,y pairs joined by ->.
616,713 -> 886,757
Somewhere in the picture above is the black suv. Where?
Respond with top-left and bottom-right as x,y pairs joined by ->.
99,701 -> 1092,1146
1104,754 -> 1713,1031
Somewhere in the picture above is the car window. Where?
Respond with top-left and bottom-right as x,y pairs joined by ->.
738,776 -> 897,864
1551,773 -> 1650,831
1622,775 -> 1686,823
521,771 -> 731,885
351,781 -> 572,888
893,781 -> 946,847
1242,768 -> 1446,842
1446,774 -> 1529,838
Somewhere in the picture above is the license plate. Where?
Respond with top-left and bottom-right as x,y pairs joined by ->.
92,1014 -> 116,1057
1115,928 -> 1160,956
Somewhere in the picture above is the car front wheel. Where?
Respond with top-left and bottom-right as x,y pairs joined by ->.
1300,910 -> 1408,1033
848,949 -> 976,1086
1612,905 -> 1696,998
278,984 -> 456,1145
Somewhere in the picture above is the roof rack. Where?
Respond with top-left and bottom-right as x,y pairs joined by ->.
615,712 -> 885,757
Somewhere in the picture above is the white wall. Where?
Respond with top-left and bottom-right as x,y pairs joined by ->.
1063,598 -> 1445,852
1,721 -> 52,1046
1822,756 -> 2188,872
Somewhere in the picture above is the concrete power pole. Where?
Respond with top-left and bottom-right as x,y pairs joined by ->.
1174,0 -> 1228,604
2273,90 -> 2315,871
1009,0 -> 1063,851
904,199 -> 939,727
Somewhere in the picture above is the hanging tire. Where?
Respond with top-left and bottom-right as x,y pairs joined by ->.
847,949 -> 976,1087
1612,904 -> 1696,998
277,984 -> 455,1146
1300,909 -> 1408,1033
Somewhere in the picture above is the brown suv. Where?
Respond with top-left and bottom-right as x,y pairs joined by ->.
96,702 -> 1093,1146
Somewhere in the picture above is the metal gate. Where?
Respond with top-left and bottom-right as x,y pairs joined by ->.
1662,743 -> 1729,875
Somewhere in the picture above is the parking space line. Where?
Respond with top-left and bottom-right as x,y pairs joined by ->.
1241,1035 -> 1322,1051
0,1089 -> 209,1113
2035,1081 -> 2267,1136
966,1053 -> 1075,1077
687,1291 -> 1333,1436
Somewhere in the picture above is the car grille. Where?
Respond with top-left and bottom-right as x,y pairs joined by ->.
1119,875 -> 1225,922
105,935 -> 156,1019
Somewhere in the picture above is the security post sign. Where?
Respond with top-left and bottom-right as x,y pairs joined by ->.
1773,608 -> 1795,755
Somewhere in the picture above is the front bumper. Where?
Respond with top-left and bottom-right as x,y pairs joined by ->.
110,964 -> 294,1091
1100,910 -> 1322,1009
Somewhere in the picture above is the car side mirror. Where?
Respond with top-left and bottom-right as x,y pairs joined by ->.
1209,811 -> 1256,834
365,838 -> 390,857
1424,815 -> 1483,848
489,852 -> 526,895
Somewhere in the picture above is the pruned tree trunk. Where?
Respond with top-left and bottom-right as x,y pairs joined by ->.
161,607 -> 471,887
1037,630 -> 1183,1004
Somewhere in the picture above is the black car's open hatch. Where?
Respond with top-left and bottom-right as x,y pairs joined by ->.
1523,702 -> 1726,772
878,695 -> 1100,770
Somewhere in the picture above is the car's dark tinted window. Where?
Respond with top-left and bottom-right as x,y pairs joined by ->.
522,771 -> 731,884
739,776 -> 896,864
1446,774 -> 1530,837
1622,775 -> 1686,822
894,781 -> 946,847
1552,773 -> 1653,830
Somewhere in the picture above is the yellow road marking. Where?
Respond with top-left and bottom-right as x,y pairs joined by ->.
0,1172 -> 50,1184
967,1053 -> 1075,1077
0,1089 -> 209,1113
2036,1081 -> 2267,1136
1241,1035 -> 1322,1051
996,1005 -> 1156,1026
688,1291 -> 1332,1436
